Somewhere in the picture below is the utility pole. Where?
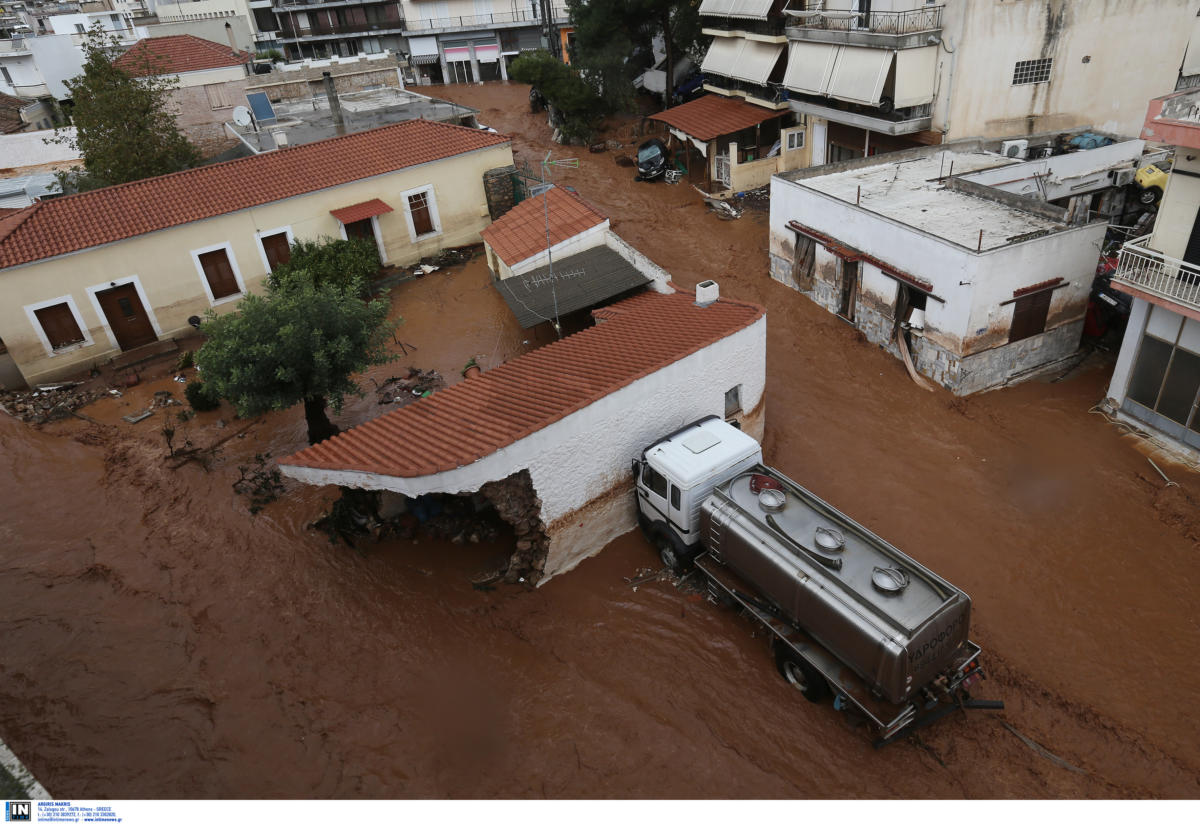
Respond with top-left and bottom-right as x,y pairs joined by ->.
539,0 -> 561,60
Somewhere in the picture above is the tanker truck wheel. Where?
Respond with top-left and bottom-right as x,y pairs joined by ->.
774,643 -> 830,703
655,533 -> 687,574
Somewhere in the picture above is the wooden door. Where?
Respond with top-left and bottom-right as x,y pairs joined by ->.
96,284 -> 157,351
261,232 -> 291,271
198,249 -> 240,299
345,218 -> 374,242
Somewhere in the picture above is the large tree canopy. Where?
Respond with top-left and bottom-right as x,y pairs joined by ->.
196,272 -> 397,445
267,236 -> 380,297
566,0 -> 705,111
510,50 -> 606,142
50,23 -> 199,192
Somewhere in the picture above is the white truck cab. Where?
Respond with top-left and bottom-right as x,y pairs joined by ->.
633,416 -> 762,569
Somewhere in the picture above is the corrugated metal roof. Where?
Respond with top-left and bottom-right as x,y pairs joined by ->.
280,289 -> 765,478
494,245 -> 651,328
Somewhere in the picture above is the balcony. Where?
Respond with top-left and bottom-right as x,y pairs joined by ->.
278,20 -> 405,42
1113,236 -> 1200,314
0,38 -> 30,53
403,8 -> 567,35
273,0 -> 398,9
703,75 -> 790,110
784,2 -> 942,49
702,15 -> 785,42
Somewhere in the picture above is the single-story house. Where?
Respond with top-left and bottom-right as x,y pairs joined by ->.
114,34 -> 253,155
279,284 -> 766,584
649,94 -> 807,195
480,185 -> 673,330
769,142 -> 1110,395
0,119 -> 514,388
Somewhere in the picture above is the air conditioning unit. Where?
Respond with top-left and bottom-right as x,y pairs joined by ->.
1110,167 -> 1137,187
1001,139 -> 1029,159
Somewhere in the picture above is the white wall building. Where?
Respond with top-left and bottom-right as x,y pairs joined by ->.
1108,87 -> 1200,452
769,141 -> 1114,394
279,286 -> 766,584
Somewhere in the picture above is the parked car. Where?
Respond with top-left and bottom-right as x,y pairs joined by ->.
1135,158 -> 1172,204
636,138 -> 669,181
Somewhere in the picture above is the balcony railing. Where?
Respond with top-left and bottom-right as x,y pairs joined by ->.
785,2 -> 943,35
703,15 -> 785,38
404,8 -> 566,32
282,20 -> 404,38
1114,235 -> 1200,312
704,74 -> 789,106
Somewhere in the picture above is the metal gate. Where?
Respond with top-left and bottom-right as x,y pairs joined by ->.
715,153 -> 731,187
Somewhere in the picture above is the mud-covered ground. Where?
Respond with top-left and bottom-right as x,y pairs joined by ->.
1,81 -> 1198,799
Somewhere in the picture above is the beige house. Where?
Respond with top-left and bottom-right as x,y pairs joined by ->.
114,34 -> 254,156
0,118 -> 514,388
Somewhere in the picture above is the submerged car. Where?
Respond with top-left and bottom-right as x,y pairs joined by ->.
636,138 -> 669,181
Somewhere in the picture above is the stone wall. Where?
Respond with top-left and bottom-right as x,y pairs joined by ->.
170,80 -> 247,156
480,470 -> 549,584
483,165 -> 517,221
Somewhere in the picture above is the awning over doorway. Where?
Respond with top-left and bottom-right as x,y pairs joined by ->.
650,93 -> 781,142
409,36 -> 440,64
330,199 -> 393,224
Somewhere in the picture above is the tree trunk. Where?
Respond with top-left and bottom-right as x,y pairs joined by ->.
662,9 -> 674,111
303,396 -> 341,445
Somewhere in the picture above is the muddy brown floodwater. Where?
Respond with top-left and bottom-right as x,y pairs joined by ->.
2,81 -> 1199,799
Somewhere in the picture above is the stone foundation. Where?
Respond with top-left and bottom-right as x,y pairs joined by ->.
480,470 -> 549,584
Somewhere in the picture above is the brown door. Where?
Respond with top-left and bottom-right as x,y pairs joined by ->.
198,249 -> 240,299
261,232 -> 291,271
406,192 -> 434,236
344,218 -> 375,243
96,284 -> 157,351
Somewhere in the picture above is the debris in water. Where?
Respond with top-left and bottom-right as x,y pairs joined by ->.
122,410 -> 154,424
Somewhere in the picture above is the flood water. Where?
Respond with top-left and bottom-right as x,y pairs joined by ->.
1,82 -> 1198,799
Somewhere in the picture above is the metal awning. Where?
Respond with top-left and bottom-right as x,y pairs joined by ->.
698,0 -> 773,20
475,44 -> 500,63
330,199 -> 393,224
827,46 -> 894,106
893,46 -> 937,108
701,37 -> 742,77
494,245 -> 651,329
409,36 -> 438,57
783,41 -> 840,96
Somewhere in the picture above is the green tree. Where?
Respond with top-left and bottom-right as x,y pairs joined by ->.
49,23 -> 199,192
267,236 -> 380,297
510,50 -> 606,143
195,273 -> 398,445
566,0 -> 704,111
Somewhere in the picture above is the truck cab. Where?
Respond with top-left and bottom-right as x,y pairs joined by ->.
633,416 -> 762,570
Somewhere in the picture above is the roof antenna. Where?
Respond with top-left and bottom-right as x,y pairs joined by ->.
538,150 -> 579,339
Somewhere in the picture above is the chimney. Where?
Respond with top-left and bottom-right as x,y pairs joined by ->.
224,21 -> 238,55
323,71 -> 345,134
695,280 -> 719,307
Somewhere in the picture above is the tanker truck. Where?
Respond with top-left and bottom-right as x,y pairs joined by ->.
633,416 -> 1002,743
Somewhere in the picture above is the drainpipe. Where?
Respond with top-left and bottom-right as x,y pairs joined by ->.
936,2 -> 968,138
323,71 -> 345,135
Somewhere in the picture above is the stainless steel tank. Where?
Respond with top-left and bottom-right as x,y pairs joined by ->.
699,469 -> 972,705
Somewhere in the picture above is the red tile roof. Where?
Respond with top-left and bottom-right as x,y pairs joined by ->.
480,185 -> 607,266
330,198 -> 394,224
114,34 -> 252,76
0,120 -> 510,270
649,94 -> 782,142
281,288 -> 764,478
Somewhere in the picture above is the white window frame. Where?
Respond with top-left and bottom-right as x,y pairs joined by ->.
83,275 -> 163,351
786,130 -> 805,151
400,184 -> 442,243
337,215 -> 389,264
189,242 -> 247,306
23,294 -> 94,357
1012,57 -> 1052,86
254,225 -> 295,273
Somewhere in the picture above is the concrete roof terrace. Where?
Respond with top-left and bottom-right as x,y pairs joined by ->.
781,149 -> 1070,252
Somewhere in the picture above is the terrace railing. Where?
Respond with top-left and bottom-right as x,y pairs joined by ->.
785,2 -> 943,35
1113,235 -> 1200,313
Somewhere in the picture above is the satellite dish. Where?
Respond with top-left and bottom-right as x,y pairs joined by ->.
232,106 -> 252,127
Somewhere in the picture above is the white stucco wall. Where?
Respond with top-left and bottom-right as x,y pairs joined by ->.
1106,296 -> 1152,407
604,233 -> 673,294
280,310 -> 767,580
506,219 -> 609,277
936,0 -> 1199,140
0,129 -> 81,167
769,173 -> 1104,353
1148,155 -> 1200,262
27,34 -> 89,99
0,52 -> 43,96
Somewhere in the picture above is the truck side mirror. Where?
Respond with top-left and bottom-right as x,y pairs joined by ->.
631,459 -> 641,482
